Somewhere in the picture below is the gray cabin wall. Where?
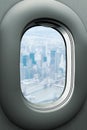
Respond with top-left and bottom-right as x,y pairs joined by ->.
0,0 -> 87,130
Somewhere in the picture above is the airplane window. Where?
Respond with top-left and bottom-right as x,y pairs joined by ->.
20,26 -> 66,106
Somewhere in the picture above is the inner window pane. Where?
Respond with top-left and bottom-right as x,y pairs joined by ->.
20,26 -> 66,105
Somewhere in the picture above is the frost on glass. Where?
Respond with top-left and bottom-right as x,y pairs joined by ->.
20,26 -> 66,105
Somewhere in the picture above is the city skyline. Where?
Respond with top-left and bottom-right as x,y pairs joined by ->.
20,26 -> 66,105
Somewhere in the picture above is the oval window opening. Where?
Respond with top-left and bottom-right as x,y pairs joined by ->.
20,26 -> 66,107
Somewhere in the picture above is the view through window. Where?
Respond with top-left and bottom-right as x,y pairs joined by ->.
20,26 -> 66,105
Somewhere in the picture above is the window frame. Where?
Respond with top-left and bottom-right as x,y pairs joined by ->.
20,19 -> 75,112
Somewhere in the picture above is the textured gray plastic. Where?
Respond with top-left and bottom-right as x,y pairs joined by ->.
0,0 -> 87,130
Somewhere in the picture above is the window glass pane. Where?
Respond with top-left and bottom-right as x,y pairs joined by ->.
20,26 -> 66,105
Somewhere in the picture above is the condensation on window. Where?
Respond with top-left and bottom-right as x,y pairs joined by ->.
20,26 -> 66,105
